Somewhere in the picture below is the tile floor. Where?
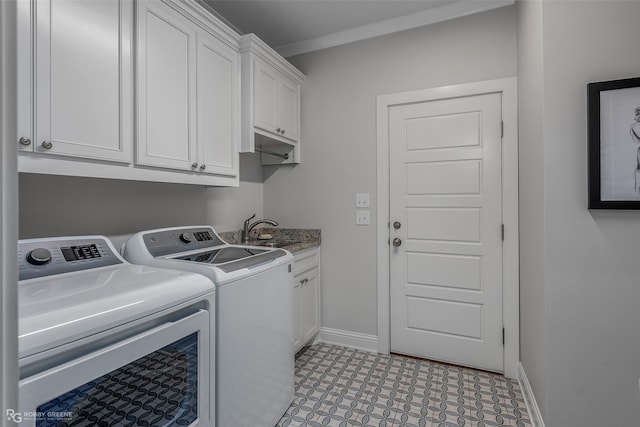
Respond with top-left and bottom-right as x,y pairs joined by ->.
277,343 -> 531,427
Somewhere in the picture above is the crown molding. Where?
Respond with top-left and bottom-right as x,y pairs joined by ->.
276,0 -> 514,58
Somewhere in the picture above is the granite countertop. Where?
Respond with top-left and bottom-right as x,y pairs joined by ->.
219,228 -> 321,254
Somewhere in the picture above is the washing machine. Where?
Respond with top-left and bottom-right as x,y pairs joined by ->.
122,226 -> 294,427
17,235 -> 215,427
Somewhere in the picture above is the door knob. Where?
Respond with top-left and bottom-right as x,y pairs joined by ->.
392,238 -> 402,247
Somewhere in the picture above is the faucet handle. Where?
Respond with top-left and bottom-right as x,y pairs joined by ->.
244,213 -> 256,225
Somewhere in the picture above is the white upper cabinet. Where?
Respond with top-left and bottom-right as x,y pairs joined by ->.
18,0 -> 241,186
197,31 -> 240,177
240,34 -> 304,164
25,0 -> 133,162
253,57 -> 300,144
136,0 -> 239,177
277,75 -> 300,143
137,0 -> 197,171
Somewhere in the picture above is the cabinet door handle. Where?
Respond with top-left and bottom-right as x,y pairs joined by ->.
191,162 -> 198,169
276,128 -> 282,133
19,137 -> 31,146
199,164 -> 206,171
41,141 -> 53,150
281,129 -> 285,135
299,278 -> 308,285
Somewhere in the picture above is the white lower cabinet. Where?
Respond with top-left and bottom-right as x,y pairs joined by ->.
293,248 -> 320,353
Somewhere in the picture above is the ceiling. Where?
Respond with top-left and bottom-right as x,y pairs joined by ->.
202,0 -> 514,57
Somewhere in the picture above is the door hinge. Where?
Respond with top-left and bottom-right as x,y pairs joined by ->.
501,224 -> 505,241
502,327 -> 505,345
501,121 -> 504,138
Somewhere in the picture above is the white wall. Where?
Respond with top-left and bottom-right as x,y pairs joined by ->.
518,1 -> 640,425
263,6 -> 517,336
516,0 -> 548,417
19,153 -> 264,238
543,2 -> 640,426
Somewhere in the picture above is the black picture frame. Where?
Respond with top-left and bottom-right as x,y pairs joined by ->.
588,76 -> 640,209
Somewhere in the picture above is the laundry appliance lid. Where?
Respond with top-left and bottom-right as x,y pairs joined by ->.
18,236 -> 214,360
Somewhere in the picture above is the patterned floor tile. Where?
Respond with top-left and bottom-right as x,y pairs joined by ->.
276,343 -> 531,427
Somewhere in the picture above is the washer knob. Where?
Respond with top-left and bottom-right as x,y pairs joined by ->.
179,232 -> 195,243
27,248 -> 52,265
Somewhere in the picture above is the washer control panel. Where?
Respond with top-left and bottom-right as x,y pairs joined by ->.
19,237 -> 123,281
143,227 -> 225,257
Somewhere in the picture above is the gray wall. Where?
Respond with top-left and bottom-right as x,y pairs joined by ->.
519,1 -> 640,425
263,6 -> 517,335
19,153 -> 264,238
516,0 -> 547,417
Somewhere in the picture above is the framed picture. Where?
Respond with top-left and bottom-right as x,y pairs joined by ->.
588,77 -> 640,209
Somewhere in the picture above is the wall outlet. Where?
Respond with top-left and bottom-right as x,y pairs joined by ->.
356,193 -> 370,208
356,210 -> 370,225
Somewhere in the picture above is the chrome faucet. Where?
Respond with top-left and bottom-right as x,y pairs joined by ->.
242,213 -> 279,244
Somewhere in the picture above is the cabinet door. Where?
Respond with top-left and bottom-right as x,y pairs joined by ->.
253,58 -> 278,135
299,268 -> 319,345
277,76 -> 300,143
293,282 -> 301,351
137,0 -> 197,171
197,32 -> 239,177
34,0 -> 132,162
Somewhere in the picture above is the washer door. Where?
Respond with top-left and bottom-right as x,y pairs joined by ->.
18,310 -> 210,427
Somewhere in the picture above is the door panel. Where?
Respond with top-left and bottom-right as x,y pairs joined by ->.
406,253 -> 482,291
197,32 -> 238,176
254,58 -> 278,134
406,208 -> 481,242
405,111 -> 481,150
407,160 -> 481,195
278,76 -> 299,142
137,1 -> 196,170
390,92 -> 503,372
406,297 -> 482,339
35,0 -> 132,162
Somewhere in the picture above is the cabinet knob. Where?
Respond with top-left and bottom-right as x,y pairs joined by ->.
281,129 -> 285,135
191,162 -> 198,169
392,238 -> 402,247
276,128 -> 281,133
19,137 -> 31,146
199,164 -> 206,171
41,141 -> 53,149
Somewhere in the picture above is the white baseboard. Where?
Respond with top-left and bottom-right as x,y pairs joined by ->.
317,327 -> 378,353
517,362 -> 546,427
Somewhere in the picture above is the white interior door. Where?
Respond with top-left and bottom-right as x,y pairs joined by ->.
389,92 -> 504,372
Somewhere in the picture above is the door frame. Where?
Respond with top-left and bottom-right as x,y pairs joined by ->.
376,77 -> 519,378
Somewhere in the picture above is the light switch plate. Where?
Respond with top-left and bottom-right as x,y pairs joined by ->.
356,193 -> 370,208
356,210 -> 370,225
